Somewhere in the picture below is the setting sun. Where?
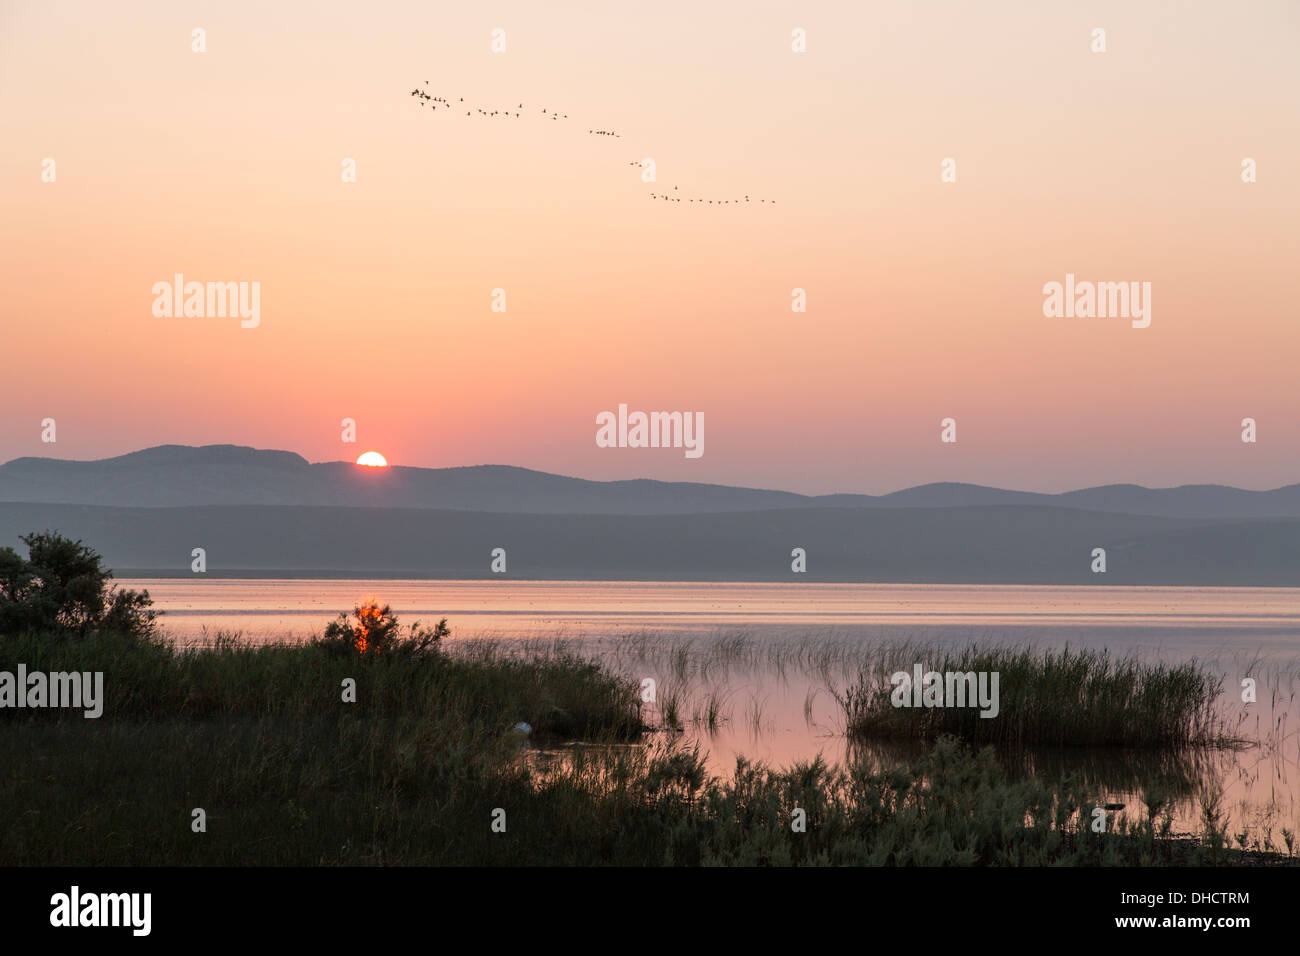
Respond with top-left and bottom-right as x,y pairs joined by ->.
355,451 -> 388,468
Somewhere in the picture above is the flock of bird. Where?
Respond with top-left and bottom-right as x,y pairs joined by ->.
408,83 -> 582,124
408,80 -> 775,207
649,188 -> 774,204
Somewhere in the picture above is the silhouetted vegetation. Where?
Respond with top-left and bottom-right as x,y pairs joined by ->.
312,597 -> 448,657
837,646 -> 1233,749
0,532 -> 156,640
0,630 -> 1290,865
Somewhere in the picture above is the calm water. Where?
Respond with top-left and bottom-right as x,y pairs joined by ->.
122,579 -> 1300,657
123,579 -> 1300,843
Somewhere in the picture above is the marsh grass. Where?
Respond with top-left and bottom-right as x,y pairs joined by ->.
835,645 -> 1236,750
0,630 -> 1289,865
0,629 -> 649,864
481,632 -> 1298,841
0,630 -> 642,739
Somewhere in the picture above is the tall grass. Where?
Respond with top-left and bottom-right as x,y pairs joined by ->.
835,645 -> 1234,749
0,630 -> 641,739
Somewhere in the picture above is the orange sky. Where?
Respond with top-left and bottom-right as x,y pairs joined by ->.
1,1 -> 1297,494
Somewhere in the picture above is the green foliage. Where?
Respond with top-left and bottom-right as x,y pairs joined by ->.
0,531 -> 156,640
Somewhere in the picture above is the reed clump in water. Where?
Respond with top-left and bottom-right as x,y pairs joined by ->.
836,645 -> 1235,750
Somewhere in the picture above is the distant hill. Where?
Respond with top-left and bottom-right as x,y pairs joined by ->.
0,502 -> 1297,584
2,444 -> 1299,518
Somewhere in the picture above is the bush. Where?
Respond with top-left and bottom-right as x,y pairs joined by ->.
0,531 -> 157,640
312,597 -> 448,657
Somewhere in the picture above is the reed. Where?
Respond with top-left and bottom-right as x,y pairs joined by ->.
835,645 -> 1235,749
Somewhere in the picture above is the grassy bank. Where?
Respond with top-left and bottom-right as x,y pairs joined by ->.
0,633 -> 1287,865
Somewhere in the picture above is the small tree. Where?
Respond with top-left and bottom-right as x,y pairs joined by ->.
0,531 -> 157,639
314,597 -> 447,657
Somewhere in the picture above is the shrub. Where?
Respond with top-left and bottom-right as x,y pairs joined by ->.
313,597 -> 448,657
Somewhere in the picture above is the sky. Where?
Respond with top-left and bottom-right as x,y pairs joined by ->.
1,0 -> 1297,495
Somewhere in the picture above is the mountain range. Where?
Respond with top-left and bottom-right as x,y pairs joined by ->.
0,445 -> 1296,583
3,444 -> 1300,518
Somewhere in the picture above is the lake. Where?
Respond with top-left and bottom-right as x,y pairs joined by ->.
120,579 -> 1300,657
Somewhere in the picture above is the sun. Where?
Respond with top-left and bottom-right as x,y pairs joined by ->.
355,451 -> 388,467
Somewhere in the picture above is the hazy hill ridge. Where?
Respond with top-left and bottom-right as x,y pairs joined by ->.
1,446 -> 1297,583
3,444 -> 1299,519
